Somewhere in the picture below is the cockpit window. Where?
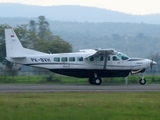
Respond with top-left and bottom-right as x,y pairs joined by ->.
117,52 -> 129,60
113,56 -> 119,61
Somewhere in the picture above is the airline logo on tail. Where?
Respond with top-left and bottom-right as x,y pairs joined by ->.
10,34 -> 15,40
10,29 -> 15,39
11,35 -> 14,37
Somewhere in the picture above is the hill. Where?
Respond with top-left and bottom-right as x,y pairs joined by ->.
0,3 -> 160,24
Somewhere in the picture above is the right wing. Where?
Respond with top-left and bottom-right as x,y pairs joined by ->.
83,48 -> 118,69
84,48 -> 117,59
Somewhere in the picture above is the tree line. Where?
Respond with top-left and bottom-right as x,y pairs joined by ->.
0,16 -> 72,74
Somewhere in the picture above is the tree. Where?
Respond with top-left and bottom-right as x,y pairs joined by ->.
29,20 -> 37,33
37,16 -> 50,39
0,24 -> 9,62
14,25 -> 30,48
137,32 -> 145,39
36,39 -> 72,53
27,16 -> 73,53
112,33 -> 121,40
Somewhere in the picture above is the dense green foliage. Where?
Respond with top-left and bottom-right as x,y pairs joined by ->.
0,92 -> 159,120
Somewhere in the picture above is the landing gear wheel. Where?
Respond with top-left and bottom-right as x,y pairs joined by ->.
139,78 -> 146,85
88,78 -> 95,85
94,77 -> 102,85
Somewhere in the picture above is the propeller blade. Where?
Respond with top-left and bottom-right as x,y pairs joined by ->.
150,60 -> 157,71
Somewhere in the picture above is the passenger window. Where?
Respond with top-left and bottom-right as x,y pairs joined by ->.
54,57 -> 60,62
87,56 -> 94,61
69,57 -> 75,62
113,56 -> 119,61
61,57 -> 68,62
77,57 -> 83,61
107,56 -> 110,61
97,56 -> 103,61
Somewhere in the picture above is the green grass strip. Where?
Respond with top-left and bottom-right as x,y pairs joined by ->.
0,92 -> 159,120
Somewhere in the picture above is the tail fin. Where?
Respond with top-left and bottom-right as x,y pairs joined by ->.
5,29 -> 47,58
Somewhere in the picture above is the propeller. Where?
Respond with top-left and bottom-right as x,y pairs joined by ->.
150,54 -> 157,71
150,60 -> 157,71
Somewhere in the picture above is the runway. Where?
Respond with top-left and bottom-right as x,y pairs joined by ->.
0,84 -> 159,93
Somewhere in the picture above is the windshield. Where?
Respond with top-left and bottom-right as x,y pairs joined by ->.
117,52 -> 129,60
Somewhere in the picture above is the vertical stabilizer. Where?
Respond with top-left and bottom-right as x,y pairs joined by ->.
5,29 -> 24,57
5,29 -> 47,58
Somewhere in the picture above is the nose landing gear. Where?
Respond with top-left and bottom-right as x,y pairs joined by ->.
139,74 -> 146,85
139,78 -> 146,85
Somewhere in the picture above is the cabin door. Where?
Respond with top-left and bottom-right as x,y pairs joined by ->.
110,55 -> 123,70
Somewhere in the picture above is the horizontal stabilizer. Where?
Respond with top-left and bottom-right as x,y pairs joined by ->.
10,57 -> 26,59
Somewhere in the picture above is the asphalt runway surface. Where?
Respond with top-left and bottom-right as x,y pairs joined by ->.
0,84 -> 159,93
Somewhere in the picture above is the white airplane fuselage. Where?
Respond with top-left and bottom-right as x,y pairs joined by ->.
6,51 -> 153,78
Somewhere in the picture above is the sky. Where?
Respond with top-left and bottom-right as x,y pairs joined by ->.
0,0 -> 160,15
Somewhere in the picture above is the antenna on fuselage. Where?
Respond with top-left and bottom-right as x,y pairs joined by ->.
48,50 -> 52,54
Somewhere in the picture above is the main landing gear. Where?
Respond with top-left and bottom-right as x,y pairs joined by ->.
88,73 -> 102,85
89,77 -> 102,85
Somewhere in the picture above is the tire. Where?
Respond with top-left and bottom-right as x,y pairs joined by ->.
94,77 -> 102,85
139,78 -> 146,85
88,78 -> 95,85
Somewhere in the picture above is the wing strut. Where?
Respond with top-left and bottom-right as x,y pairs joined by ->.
84,49 -> 117,69
103,52 -> 110,69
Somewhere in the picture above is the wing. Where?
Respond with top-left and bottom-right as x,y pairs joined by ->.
84,48 -> 117,58
84,49 -> 118,69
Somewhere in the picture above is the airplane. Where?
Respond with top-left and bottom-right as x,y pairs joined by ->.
4,28 -> 157,85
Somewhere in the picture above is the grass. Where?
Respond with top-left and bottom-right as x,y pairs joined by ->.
1,74 -> 160,84
0,92 -> 159,120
